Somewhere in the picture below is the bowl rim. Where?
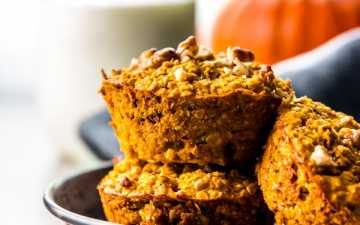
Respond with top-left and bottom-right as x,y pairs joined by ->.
43,162 -> 117,225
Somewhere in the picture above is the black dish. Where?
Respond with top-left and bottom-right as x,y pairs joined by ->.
43,163 -> 116,225
43,163 -> 277,225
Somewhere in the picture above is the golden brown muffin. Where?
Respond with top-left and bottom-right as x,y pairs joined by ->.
258,97 -> 360,225
100,36 -> 293,166
98,157 -> 274,225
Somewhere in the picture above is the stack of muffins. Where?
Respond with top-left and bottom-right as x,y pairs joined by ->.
98,36 -> 360,225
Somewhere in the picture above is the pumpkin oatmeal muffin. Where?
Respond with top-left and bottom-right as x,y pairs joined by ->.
100,36 -> 293,166
257,97 -> 360,225
98,157 -> 273,225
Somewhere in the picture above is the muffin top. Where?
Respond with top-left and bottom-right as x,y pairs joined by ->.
99,157 -> 259,202
103,36 -> 293,99
280,97 -> 359,207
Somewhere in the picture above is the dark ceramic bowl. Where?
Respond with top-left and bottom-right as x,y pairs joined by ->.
43,163 -> 277,225
43,163 -> 117,225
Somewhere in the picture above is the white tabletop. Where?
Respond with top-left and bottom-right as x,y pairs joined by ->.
0,91 -> 100,225
0,94 -> 58,224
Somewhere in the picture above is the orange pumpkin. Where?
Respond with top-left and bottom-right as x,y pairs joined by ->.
212,0 -> 360,64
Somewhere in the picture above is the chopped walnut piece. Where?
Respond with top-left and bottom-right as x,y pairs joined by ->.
337,116 -> 353,127
196,45 -> 214,60
176,35 -> 199,60
152,47 -> 178,68
339,128 -> 360,148
139,48 -> 157,68
129,57 -> 140,69
174,68 -> 186,81
175,190 -> 186,198
120,176 -> 132,188
233,64 -> 249,76
350,129 -> 360,148
194,178 -> 209,190
310,145 -> 336,166
227,47 -> 255,64
140,48 -> 157,59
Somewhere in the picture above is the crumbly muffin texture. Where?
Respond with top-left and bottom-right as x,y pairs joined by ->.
110,36 -> 290,99
258,97 -> 360,225
101,36 -> 294,166
98,158 -> 273,225
100,158 -> 259,200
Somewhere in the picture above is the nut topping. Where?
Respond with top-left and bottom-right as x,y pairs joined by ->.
120,176 -> 132,188
196,45 -> 214,60
339,128 -> 360,148
152,47 -> 178,67
176,35 -> 199,60
350,129 -> 360,148
310,145 -> 336,166
194,178 -> 209,190
227,47 -> 255,63
106,35 -> 291,100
